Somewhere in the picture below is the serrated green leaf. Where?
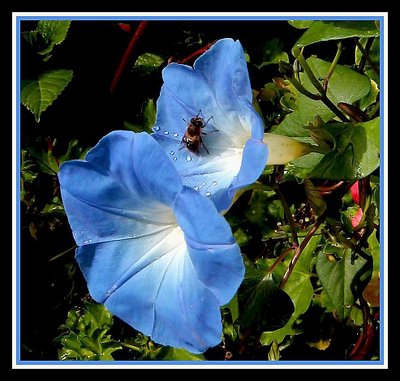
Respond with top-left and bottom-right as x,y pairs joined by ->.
37,20 -> 71,55
316,247 -> 372,320
21,69 -> 73,122
133,52 -> 164,76
311,118 -> 380,180
273,57 -> 371,137
295,21 -> 379,48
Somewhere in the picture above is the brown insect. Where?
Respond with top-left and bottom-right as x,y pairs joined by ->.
181,111 -> 214,154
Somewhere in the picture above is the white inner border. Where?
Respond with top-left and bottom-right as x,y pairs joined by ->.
12,12 -> 389,369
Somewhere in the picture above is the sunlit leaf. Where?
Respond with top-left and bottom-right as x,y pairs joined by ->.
316,247 -> 372,321
273,57 -> 371,137
22,20 -> 71,59
295,21 -> 379,48
21,69 -> 73,122
133,52 -> 164,76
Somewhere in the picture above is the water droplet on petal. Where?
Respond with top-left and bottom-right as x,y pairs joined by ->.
80,230 -> 84,234
164,130 -> 169,135
205,192 -> 211,197
89,239 -> 93,243
202,181 -> 206,186
170,151 -> 175,155
154,126 -> 160,131
173,133 -> 179,137
212,180 -> 218,186
83,240 -> 88,245
186,155 -> 192,162
173,157 -> 177,161
193,186 -> 200,191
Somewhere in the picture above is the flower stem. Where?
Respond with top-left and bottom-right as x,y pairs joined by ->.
110,21 -> 149,94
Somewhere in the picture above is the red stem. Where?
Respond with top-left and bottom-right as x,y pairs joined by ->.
110,21 -> 149,94
178,40 -> 216,64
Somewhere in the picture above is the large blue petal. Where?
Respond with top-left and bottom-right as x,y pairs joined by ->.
75,188 -> 243,353
174,187 -> 244,305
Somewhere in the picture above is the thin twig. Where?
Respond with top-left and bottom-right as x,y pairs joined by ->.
110,21 -> 149,94
354,37 -> 379,75
48,245 -> 77,262
177,40 -> 216,64
280,217 -> 324,289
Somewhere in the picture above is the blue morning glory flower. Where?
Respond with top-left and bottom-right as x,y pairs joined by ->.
152,38 -> 269,212
58,131 -> 244,354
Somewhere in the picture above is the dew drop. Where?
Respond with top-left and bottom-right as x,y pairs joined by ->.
173,157 -> 177,161
205,191 -> 211,197
193,186 -> 200,191
164,130 -> 169,135
154,126 -> 160,131
170,150 -> 175,155
173,133 -> 179,137
186,155 -> 192,162
83,240 -> 88,245
89,239 -> 93,243
202,181 -> 206,186
212,180 -> 218,186
80,230 -> 84,234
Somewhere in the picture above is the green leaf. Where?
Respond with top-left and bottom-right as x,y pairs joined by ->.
57,302 -> 121,361
316,247 -> 372,320
304,178 -> 327,217
21,69 -> 73,122
133,52 -> 164,76
273,57 -> 371,137
143,98 -> 156,131
37,20 -> 71,54
260,235 -> 320,345
239,258 -> 294,331
295,21 -> 379,48
226,293 -> 239,323
288,20 -> 314,29
311,118 -> 380,180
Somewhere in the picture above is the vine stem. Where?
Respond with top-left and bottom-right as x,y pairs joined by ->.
354,38 -> 379,75
323,41 -> 343,92
280,216 -> 324,289
110,21 -> 149,94
293,48 -> 349,123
